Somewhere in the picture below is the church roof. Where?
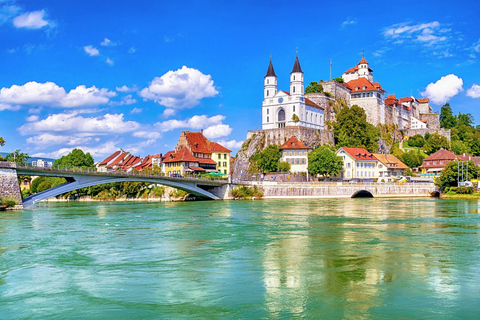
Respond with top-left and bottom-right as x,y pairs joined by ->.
291,56 -> 303,73
345,77 -> 384,93
265,60 -> 276,78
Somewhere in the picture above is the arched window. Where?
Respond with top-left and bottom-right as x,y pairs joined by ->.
278,109 -> 285,122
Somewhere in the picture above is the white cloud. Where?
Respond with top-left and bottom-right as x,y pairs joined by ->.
18,112 -> 140,135
0,81 -> 116,109
466,84 -> 480,98
471,39 -> 480,53
26,115 -> 38,122
215,139 -> 243,150
203,124 -> 232,139
26,133 -> 91,146
0,4 -> 20,25
33,141 -> 119,159
139,66 -> 218,111
128,47 -> 136,54
0,103 -> 20,111
116,85 -> 137,93
156,114 -> 225,132
421,74 -> 463,105
341,19 -> 357,28
162,108 -> 176,117
84,45 -> 99,56
101,38 -> 116,46
130,107 -> 142,114
13,9 -> 53,29
133,131 -> 162,139
106,57 -> 114,66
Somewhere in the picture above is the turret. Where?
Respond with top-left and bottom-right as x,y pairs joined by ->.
264,59 -> 277,99
357,55 -> 373,82
290,55 -> 303,96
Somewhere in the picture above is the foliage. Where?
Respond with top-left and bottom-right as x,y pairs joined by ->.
397,150 -> 427,168
449,140 -> 471,155
437,160 -> 479,188
53,148 -> 94,168
230,185 -> 263,200
30,176 -> 67,193
307,145 -> 343,177
0,196 -> 18,208
0,136 -> 5,146
333,77 -> 344,83
424,133 -> 449,154
404,168 -> 415,176
169,189 -> 188,199
304,81 -> 323,94
251,144 -> 281,173
440,103 -> 457,129
37,180 -> 53,193
152,186 -> 165,198
4,149 -> 30,165
333,105 -> 380,152
122,181 -> 147,198
278,161 -> 291,172
291,113 -> 300,123
444,186 -> 475,195
407,134 -> 425,148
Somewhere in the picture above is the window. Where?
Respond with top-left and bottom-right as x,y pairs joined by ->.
302,158 -> 305,164
267,109 -> 269,114
267,90 -> 269,96
293,105 -> 295,112
224,170 -> 227,174
296,158 -> 299,164
347,163 -> 351,168
267,116 -> 269,122
293,86 -> 295,93
218,154 -> 221,159
218,162 -> 221,167
224,154 -> 227,159
357,163 -> 359,167
223,162 -> 227,167
267,79 -> 269,84
293,75 -> 295,80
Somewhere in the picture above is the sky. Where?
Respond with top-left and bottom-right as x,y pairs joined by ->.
0,0 -> 479,161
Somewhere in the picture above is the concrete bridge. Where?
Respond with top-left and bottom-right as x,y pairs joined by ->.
0,162 -> 228,208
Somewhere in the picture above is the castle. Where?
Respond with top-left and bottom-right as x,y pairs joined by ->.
262,55 -> 443,134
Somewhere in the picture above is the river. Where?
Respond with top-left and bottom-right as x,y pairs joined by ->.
1,198 -> 479,319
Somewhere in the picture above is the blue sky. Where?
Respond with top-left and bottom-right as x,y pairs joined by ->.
0,0 -> 479,161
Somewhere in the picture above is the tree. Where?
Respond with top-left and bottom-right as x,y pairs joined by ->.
305,81 -> 323,94
457,112 -> 474,127
333,77 -> 344,83
253,145 -> 281,173
334,105 -> 380,152
307,146 -> 344,177
450,140 -> 471,155
278,161 -> 291,172
292,114 -> 300,123
398,150 -> 426,168
0,137 -> 5,146
438,160 -> 479,188
407,134 -> 425,148
53,148 -> 94,168
424,133 -> 449,154
4,149 -> 30,165
440,103 -> 457,129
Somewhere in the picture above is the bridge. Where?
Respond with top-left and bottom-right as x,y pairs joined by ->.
0,162 -> 228,208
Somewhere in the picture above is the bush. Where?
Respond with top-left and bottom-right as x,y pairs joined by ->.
230,185 -> 263,200
278,161 -> 291,172
21,189 -> 31,199
1,196 -> 18,208
152,186 -> 165,198
169,189 -> 188,199
446,187 -> 475,194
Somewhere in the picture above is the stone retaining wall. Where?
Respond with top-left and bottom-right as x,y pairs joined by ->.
0,167 -> 23,207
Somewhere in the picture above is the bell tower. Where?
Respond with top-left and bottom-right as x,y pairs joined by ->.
264,59 -> 277,99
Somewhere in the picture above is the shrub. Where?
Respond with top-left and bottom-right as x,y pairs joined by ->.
169,189 -> 188,199
152,186 -> 165,198
0,196 -> 18,208
447,187 -> 475,194
230,185 -> 263,200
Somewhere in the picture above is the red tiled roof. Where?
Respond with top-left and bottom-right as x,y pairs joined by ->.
384,94 -> 398,105
423,149 -> 456,161
161,151 -> 174,161
305,98 -> 325,109
99,150 -> 121,166
417,98 -> 429,103
345,77 -> 384,93
209,142 -> 231,152
280,136 -> 310,150
163,147 -> 198,163
341,147 -> 378,161
359,56 -> 368,65
186,132 -> 211,154
399,97 -> 413,103
279,90 -> 291,96
345,65 -> 359,74
189,166 -> 205,171
197,157 -> 217,165
372,153 -> 409,170
109,152 -> 130,167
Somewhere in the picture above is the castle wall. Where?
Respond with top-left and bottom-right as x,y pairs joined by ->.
350,97 -> 383,125
321,80 -> 351,104
419,113 -> 440,129
247,127 -> 334,149
405,128 -> 450,140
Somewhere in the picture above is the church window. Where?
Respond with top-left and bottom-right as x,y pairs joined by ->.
267,79 -> 269,84
293,75 -> 295,80
293,105 -> 295,112
293,86 -> 295,93
267,109 -> 269,114
278,109 -> 285,122
267,90 -> 269,96
267,116 -> 269,122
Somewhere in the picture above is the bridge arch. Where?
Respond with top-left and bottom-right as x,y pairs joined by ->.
22,175 -> 221,207
351,190 -> 374,198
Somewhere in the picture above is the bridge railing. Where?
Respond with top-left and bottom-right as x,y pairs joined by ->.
4,161 -> 228,183
235,180 -> 435,186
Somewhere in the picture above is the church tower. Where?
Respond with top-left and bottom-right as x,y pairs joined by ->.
290,55 -> 303,96
264,59 -> 277,99
357,55 -> 373,82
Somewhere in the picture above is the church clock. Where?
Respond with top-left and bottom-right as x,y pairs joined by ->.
278,98 -> 283,103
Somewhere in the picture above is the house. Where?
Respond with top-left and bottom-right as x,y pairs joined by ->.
279,136 -> 311,173
162,147 -> 217,176
31,159 -> 53,168
336,147 -> 379,181
373,153 -> 408,181
420,149 -> 475,176
96,150 -> 143,172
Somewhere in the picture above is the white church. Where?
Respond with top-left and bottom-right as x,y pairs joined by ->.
262,56 -> 324,130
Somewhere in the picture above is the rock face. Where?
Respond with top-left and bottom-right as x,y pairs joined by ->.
231,128 -> 334,180
0,166 -> 22,207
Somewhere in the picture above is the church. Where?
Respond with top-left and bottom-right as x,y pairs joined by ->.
262,56 -> 325,130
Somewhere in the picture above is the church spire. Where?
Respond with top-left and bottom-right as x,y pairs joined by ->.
291,55 -> 303,74
265,59 -> 276,77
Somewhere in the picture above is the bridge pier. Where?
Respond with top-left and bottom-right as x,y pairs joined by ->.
0,162 -> 23,209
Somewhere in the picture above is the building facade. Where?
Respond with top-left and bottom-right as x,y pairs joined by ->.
279,136 -> 311,173
372,153 -> 408,181
262,57 -> 324,130
336,147 -> 379,181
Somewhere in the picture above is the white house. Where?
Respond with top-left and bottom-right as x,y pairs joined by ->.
262,57 -> 324,130
336,147 -> 379,181
279,136 -> 311,173
372,153 -> 408,182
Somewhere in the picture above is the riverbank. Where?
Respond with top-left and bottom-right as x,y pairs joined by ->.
441,194 -> 480,199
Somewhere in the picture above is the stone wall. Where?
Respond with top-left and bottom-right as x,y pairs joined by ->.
246,127 -> 333,148
321,80 -> 351,103
419,113 -> 440,129
405,128 -> 451,140
0,163 -> 22,207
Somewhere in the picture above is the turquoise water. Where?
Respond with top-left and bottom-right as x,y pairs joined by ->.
1,198 -> 480,319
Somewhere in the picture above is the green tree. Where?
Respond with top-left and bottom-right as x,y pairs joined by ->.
0,137 -> 5,146
305,81 -> 324,94
334,105 -> 380,152
440,103 -> 457,129
37,180 -> 53,193
450,140 -> 471,155
253,145 -> 281,173
469,132 -> 480,156
307,146 -> 344,177
333,77 -> 344,83
424,133 -> 449,154
398,150 -> 426,168
457,112 -> 474,127
122,181 -> 146,197
4,149 -> 30,165
53,148 -> 94,168
438,160 -> 479,188
407,134 -> 425,148
292,114 -> 300,123
278,161 -> 291,172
